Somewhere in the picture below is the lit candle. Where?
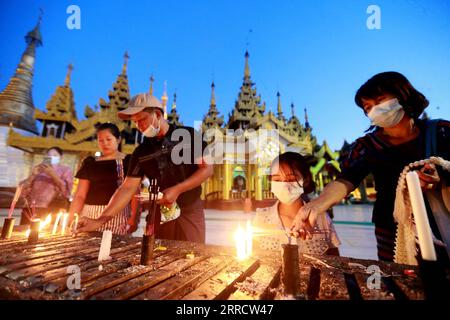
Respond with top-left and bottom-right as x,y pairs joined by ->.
72,213 -> 79,231
52,212 -> 63,235
61,213 -> 69,236
1,218 -> 15,239
234,224 -> 247,260
281,243 -> 300,297
246,220 -> 253,257
98,230 -> 112,261
406,171 -> 437,261
28,219 -> 41,244
40,214 -> 52,231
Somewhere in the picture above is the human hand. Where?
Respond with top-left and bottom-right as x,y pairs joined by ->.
416,163 -> 440,191
290,200 -> 325,240
158,186 -> 180,207
76,216 -> 105,233
39,163 -> 56,177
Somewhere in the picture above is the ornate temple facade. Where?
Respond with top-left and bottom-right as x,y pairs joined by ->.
1,20 -> 366,207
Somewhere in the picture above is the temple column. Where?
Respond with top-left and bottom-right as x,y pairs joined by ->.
255,167 -> 263,201
318,172 -> 324,192
246,163 -> 252,198
223,162 -> 231,200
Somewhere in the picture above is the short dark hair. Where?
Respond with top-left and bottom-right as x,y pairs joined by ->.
47,146 -> 63,156
96,122 -> 121,139
271,152 -> 315,194
355,71 -> 429,119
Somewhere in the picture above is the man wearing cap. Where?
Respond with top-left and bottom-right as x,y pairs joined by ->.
78,93 -> 213,243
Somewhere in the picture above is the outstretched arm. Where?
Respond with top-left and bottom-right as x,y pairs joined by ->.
291,179 -> 354,239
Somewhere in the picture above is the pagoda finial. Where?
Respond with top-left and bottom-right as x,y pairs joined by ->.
277,91 -> 282,115
304,107 -> 310,129
291,102 -> 295,117
64,63 -> 74,86
122,51 -> 129,74
244,50 -> 250,80
149,74 -> 154,95
210,81 -> 216,106
161,80 -> 168,119
172,91 -> 177,110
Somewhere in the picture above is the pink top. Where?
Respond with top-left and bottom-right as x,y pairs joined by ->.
22,165 -> 73,208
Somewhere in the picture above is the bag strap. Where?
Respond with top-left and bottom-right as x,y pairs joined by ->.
425,119 -> 440,158
116,158 -> 125,187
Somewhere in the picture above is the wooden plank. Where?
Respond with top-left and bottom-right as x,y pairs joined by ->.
0,237 -> 100,264
316,268 -> 351,300
1,241 -> 140,281
22,244 -> 142,289
229,263 -> 281,300
63,250 -> 186,299
91,255 -> 210,300
381,277 -> 408,300
136,255 -> 234,300
43,245 -> 160,294
182,258 -> 260,300
392,276 -> 424,300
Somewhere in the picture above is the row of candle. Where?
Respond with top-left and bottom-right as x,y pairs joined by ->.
23,212 -> 79,240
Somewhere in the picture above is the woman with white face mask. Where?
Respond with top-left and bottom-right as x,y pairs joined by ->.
253,152 -> 340,255
19,147 -> 73,224
291,72 -> 450,264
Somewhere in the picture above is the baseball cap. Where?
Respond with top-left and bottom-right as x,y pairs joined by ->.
118,93 -> 163,120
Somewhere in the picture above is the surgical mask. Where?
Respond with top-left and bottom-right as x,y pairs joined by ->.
367,98 -> 405,128
50,156 -> 60,165
142,114 -> 160,138
271,181 -> 304,205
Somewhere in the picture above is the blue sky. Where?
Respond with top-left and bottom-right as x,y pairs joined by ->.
1,0 -> 449,150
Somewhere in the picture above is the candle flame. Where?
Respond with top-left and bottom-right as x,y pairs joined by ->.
25,218 -> 42,237
234,221 -> 253,260
52,211 -> 63,235
61,213 -> 69,236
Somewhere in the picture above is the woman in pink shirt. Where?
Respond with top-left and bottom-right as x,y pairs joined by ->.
20,147 -> 73,224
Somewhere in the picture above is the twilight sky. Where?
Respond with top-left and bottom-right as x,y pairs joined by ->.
1,0 -> 449,150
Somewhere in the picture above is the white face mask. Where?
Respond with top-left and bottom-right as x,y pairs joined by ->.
50,156 -> 60,165
271,181 -> 304,205
367,98 -> 405,128
142,114 -> 160,138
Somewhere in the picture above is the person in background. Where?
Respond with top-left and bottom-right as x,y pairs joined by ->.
77,93 -> 213,243
291,71 -> 449,262
253,152 -> 340,255
20,147 -> 73,225
69,123 -> 137,235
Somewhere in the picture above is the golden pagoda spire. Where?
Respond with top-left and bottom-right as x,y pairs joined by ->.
304,107 -> 310,129
161,81 -> 168,119
64,64 -> 74,87
0,13 -> 43,133
149,74 -> 154,95
244,50 -> 250,80
122,51 -> 129,75
172,91 -> 177,111
210,81 -> 216,106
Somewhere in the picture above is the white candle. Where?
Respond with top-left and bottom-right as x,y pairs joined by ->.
61,213 -> 69,236
52,212 -> 63,235
246,220 -> 253,257
406,171 -> 437,261
98,230 -> 112,261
